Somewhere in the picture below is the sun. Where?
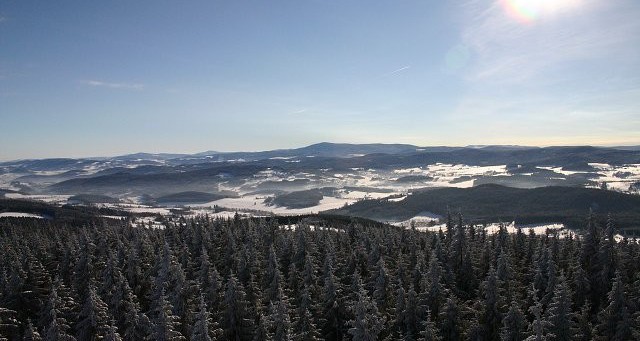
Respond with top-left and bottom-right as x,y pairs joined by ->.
500,0 -> 582,23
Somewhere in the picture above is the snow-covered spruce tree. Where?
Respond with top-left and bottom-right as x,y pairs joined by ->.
253,312 -> 273,341
222,273 -> 253,340
594,271 -> 632,340
438,295 -> 462,341
596,216 -> 616,300
269,287 -> 292,341
319,256 -> 344,340
571,259 -> 590,311
292,306 -> 321,341
103,321 -> 122,341
347,276 -> 385,341
22,319 -> 42,341
525,284 -> 551,341
41,290 -> 76,341
393,277 -> 407,337
401,282 -> 419,338
418,251 -> 445,320
479,266 -> 504,340
500,301 -> 527,341
418,310 -> 441,341
371,257 -> 391,316
151,289 -> 185,341
574,302 -> 593,341
544,273 -> 575,341
579,210 -> 602,310
266,245 -> 284,305
112,273 -> 152,340
75,284 -> 111,341
191,294 -> 217,341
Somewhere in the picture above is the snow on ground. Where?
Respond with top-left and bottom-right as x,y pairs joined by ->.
392,212 -> 442,227
32,170 -> 69,176
280,224 -> 343,233
402,219 -> 566,236
101,215 -> 128,220
393,167 -> 423,174
182,209 -> 241,220
130,216 -> 166,229
4,193 -> 71,205
0,173 -> 22,189
537,166 -> 586,176
269,156 -> 296,160
102,203 -> 172,215
614,234 -> 640,243
484,222 -> 564,235
588,163 -> 640,192
193,195 -> 341,215
0,212 -> 44,219
339,190 -> 390,200
388,196 -> 407,202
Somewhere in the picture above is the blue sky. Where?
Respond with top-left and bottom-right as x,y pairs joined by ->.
1,0 -> 639,159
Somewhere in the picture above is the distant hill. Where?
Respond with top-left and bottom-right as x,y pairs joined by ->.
329,184 -> 640,230
191,142 -> 427,161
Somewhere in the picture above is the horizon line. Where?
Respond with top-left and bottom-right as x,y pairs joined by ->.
2,142 -> 639,163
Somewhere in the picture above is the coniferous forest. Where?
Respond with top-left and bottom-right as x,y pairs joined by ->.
1,213 -> 640,340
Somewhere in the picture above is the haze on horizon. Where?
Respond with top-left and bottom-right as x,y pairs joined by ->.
1,0 -> 639,160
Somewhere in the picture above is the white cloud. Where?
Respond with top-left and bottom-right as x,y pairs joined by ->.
80,80 -> 144,90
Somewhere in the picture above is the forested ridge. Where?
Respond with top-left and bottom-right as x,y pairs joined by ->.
1,212 -> 640,340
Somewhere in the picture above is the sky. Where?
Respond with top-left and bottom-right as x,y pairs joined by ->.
1,0 -> 639,160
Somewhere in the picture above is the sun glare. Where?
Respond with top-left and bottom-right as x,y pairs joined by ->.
500,0 -> 582,23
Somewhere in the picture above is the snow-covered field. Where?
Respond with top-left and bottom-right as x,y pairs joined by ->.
408,220 -> 567,236
193,194 -> 352,215
392,212 -> 442,227
4,193 -> 71,205
0,212 -> 44,219
588,163 -> 640,192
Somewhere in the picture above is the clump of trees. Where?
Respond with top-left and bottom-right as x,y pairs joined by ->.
1,211 -> 639,340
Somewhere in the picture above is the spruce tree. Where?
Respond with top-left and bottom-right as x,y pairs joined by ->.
545,274 -> 574,341
525,285 -> 550,341
418,311 -> 441,341
269,288 -> 292,341
480,267 -> 503,340
319,257 -> 343,340
347,276 -> 385,341
222,274 -> 253,340
595,271 -> 632,340
500,301 -> 527,341
574,302 -> 593,341
22,319 -> 42,341
103,321 -> 122,341
151,289 -> 185,341
191,294 -> 217,341
76,285 -> 111,341
438,296 -> 462,341
253,313 -> 273,341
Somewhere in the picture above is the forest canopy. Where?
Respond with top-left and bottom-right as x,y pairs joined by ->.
1,209 -> 639,340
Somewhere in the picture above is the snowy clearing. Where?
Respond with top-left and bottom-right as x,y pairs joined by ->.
0,212 -> 44,219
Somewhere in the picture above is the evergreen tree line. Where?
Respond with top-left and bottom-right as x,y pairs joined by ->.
1,212 -> 640,340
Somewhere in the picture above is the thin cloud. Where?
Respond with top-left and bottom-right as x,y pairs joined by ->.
81,80 -> 144,90
0,16 -> 6,23
459,0 -> 640,84
382,66 -> 411,77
